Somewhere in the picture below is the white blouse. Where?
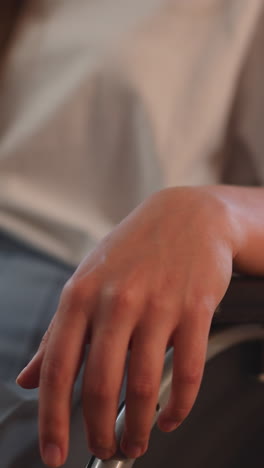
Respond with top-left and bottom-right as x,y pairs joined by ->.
0,0 -> 263,265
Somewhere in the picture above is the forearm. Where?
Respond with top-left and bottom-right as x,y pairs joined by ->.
209,185 -> 264,275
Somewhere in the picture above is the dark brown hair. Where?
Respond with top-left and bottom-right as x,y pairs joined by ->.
0,1 -> 29,61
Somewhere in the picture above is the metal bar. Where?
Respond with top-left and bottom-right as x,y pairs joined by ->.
86,324 -> 264,468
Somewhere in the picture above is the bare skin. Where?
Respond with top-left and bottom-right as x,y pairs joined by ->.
16,185 -> 264,467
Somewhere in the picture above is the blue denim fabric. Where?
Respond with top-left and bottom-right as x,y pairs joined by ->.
0,231 -> 90,468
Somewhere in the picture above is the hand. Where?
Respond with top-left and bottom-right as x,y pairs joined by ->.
17,186 -> 241,467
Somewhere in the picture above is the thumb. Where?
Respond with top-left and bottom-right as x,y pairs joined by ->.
16,316 -> 56,388
16,348 -> 45,388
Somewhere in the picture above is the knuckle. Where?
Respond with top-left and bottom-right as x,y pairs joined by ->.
183,294 -> 213,321
148,292 -> 169,314
41,357 -> 68,388
85,382 -> 115,402
61,278 -> 83,306
62,277 -> 96,307
40,412 -> 65,440
62,278 -> 76,299
103,283 -> 136,314
129,380 -> 155,400
176,366 -> 202,386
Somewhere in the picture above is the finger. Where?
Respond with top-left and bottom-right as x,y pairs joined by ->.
83,326 -> 130,460
121,323 -> 169,459
158,309 -> 212,432
16,317 -> 56,388
16,348 -> 44,388
39,282 -> 95,467
82,282 -> 143,460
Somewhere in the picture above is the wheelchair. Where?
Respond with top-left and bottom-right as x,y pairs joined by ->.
86,276 -> 264,468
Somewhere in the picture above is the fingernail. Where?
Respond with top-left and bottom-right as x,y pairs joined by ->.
121,441 -> 144,459
43,443 -> 62,467
158,418 -> 180,432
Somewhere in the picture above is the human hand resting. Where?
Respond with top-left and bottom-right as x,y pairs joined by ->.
16,186 -> 243,467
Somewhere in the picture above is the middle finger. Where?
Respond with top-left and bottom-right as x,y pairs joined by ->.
121,322 -> 169,459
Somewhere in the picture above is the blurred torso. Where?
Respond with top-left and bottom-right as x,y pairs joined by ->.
0,0 -> 263,265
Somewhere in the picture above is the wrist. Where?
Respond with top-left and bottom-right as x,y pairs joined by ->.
155,185 -> 246,261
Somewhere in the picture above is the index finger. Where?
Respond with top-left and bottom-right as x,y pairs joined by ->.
38,282 -> 94,467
